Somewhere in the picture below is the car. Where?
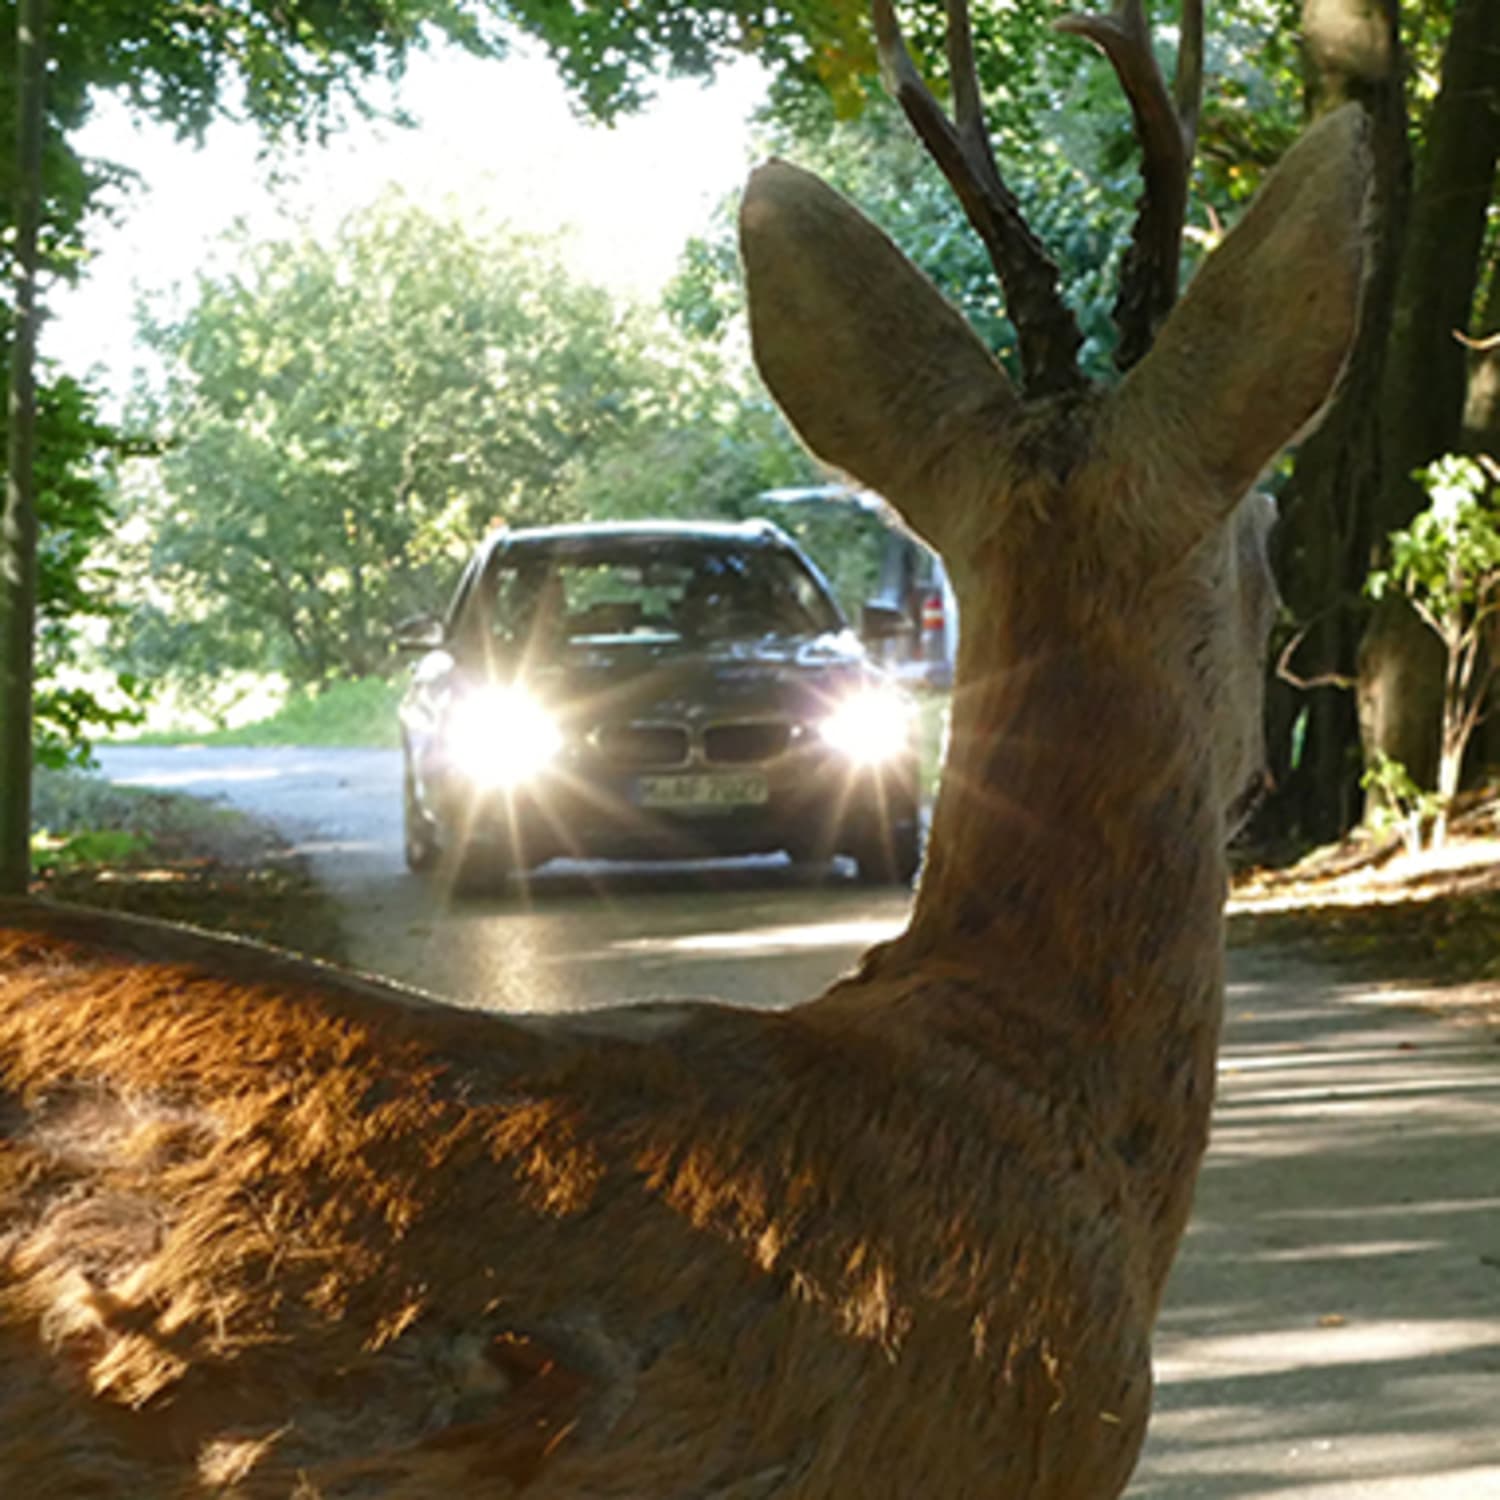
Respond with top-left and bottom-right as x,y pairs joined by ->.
758,483 -> 959,689
396,519 -> 924,888
863,526 -> 959,690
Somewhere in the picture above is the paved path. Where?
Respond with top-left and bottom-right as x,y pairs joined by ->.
96,747 -> 1500,1496
95,745 -> 914,1009
1137,950 -> 1500,1497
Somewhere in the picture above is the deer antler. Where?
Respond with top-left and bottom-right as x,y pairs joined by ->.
872,0 -> 1087,399
1057,0 -> 1204,370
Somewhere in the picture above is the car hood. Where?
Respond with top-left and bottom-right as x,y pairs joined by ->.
462,630 -> 878,723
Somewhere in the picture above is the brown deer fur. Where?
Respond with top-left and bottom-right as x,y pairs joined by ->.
1,78 -> 1365,1500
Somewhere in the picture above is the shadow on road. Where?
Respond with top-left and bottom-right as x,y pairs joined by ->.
443,854 -> 863,905
1133,954 -> 1500,1497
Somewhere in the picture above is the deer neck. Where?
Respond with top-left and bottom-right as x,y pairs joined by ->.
850,620 -> 1228,1196
914,628 -> 1224,951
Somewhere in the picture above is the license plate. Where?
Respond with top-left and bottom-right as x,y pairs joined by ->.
637,773 -> 769,809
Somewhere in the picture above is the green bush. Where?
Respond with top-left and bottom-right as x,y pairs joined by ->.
29,767 -> 250,869
126,677 -> 405,749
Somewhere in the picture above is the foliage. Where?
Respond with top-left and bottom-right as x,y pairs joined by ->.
117,196 -> 673,687
500,0 -> 873,121
667,103 -> 1124,385
3,0 -> 517,772
31,375 -> 149,766
30,825 -> 151,873
126,677 -> 406,750
10,1 -> 509,165
29,763 -> 241,851
1367,453 -> 1500,840
1369,456 -> 1500,624
664,1 -> 1333,386
1359,751 -> 1443,855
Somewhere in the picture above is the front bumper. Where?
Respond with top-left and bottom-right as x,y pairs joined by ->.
417,739 -> 920,866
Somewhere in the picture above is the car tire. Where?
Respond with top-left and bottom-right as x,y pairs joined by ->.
451,839 -> 522,897
783,832 -> 835,873
852,815 -> 923,886
403,758 -> 440,874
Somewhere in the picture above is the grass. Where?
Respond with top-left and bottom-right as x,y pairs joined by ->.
122,677 -> 404,750
29,767 -> 346,961
31,768 -> 257,867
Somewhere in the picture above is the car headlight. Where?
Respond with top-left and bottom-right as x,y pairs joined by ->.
819,688 -> 911,765
446,685 -> 562,789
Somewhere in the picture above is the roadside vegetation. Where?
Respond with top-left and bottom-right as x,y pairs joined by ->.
124,678 -> 404,750
112,671 -> 952,787
30,768 -> 345,962
5,0 -> 1497,985
1229,787 -> 1500,1023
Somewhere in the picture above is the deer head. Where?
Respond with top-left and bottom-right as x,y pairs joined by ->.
742,0 -> 1368,922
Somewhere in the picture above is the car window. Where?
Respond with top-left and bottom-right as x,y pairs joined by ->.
469,540 -> 842,657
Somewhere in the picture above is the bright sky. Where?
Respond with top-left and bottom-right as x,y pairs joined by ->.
48,38 -> 769,409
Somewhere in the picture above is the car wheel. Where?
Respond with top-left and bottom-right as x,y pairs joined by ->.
450,838 -> 522,897
403,758 -> 440,873
783,833 -> 835,873
852,815 -> 924,886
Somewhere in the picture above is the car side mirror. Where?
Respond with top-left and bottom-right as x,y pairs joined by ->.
393,614 -> 446,652
860,600 -> 909,642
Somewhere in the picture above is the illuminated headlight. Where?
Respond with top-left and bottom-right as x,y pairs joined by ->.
446,685 -> 562,789
819,689 -> 911,765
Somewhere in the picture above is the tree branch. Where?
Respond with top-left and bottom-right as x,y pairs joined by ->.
1276,623 -> 1357,691
871,0 -> 1086,398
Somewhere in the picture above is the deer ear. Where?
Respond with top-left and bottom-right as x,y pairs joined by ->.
741,159 -> 1017,548
1113,104 -> 1370,524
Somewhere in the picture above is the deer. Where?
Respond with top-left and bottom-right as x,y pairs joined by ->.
0,1 -> 1366,1495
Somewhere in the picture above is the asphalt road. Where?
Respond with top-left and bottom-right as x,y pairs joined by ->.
96,744 -> 1500,1498
95,744 -> 914,1011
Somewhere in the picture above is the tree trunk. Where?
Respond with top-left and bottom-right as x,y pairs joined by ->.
1360,0 -> 1500,799
1462,247 -> 1500,451
1263,0 -> 1407,845
0,0 -> 47,897
1463,250 -> 1500,774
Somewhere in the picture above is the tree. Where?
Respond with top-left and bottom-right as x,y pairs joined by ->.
1359,0 -> 1500,792
499,0 -> 873,120
668,95 -> 1126,383
1,0 -> 47,897
115,197 -> 673,688
1367,453 -> 1500,844
1268,0 -> 1500,843
1,0 -> 517,892
31,376 -> 148,766
13,0 -> 1495,871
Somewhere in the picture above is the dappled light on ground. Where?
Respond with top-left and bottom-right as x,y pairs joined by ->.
1133,951 -> 1500,1497
612,915 -> 903,959
1230,791 -> 1500,1015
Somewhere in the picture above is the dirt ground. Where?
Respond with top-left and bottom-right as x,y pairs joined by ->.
33,805 -> 349,964
1227,793 -> 1500,1034
40,780 -> 1500,1026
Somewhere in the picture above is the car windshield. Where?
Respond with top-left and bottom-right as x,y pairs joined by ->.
468,537 -> 843,658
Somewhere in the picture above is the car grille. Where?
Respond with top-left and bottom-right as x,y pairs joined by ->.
703,720 -> 792,765
593,724 -> 690,769
589,718 -> 795,769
